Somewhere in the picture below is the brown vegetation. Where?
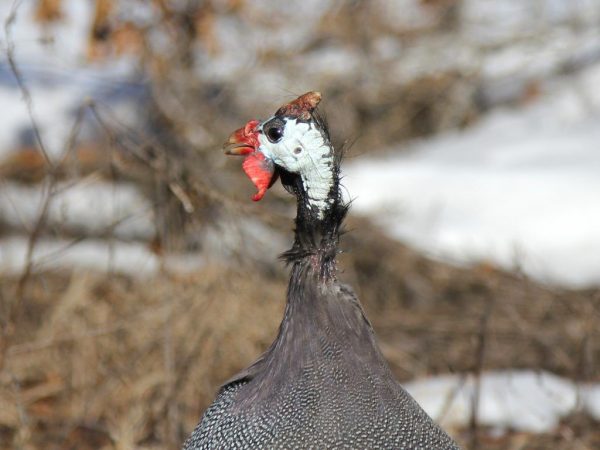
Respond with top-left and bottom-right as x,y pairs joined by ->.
1,220 -> 599,449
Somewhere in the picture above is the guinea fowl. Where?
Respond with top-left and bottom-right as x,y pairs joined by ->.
184,92 -> 459,449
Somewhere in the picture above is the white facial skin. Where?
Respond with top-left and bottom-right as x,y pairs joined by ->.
257,117 -> 335,218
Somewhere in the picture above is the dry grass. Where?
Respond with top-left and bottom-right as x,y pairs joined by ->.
0,266 -> 285,450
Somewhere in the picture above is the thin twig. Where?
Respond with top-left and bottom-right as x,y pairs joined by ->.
169,181 -> 194,213
469,295 -> 495,450
9,370 -> 31,449
15,179 -> 55,301
3,0 -> 61,302
13,96 -> 88,298
4,0 -> 53,168
436,373 -> 468,424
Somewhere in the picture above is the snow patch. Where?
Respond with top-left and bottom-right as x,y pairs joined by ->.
405,370 -> 598,433
345,64 -> 600,288
0,181 -> 155,240
582,384 -> 600,421
0,236 -> 159,276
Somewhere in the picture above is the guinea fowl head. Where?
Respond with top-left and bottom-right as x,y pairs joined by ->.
224,92 -> 340,222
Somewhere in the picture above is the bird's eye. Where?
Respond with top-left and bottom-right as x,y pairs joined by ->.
263,118 -> 285,143
267,127 -> 283,142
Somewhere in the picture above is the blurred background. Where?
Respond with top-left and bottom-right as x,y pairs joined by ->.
1,0 -> 599,449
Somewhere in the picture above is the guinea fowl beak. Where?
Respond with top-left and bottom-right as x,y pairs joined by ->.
224,119 -> 278,202
223,120 -> 260,155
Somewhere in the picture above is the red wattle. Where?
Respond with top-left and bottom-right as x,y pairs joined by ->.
242,152 -> 275,201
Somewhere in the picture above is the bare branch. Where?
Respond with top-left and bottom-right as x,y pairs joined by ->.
4,0 -> 53,168
469,296 -> 496,450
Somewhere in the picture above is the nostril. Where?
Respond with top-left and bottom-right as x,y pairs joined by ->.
294,147 -> 302,155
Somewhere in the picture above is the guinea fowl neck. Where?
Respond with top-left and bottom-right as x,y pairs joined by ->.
237,173 -> 386,407
280,166 -> 347,279
231,153 -> 386,409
